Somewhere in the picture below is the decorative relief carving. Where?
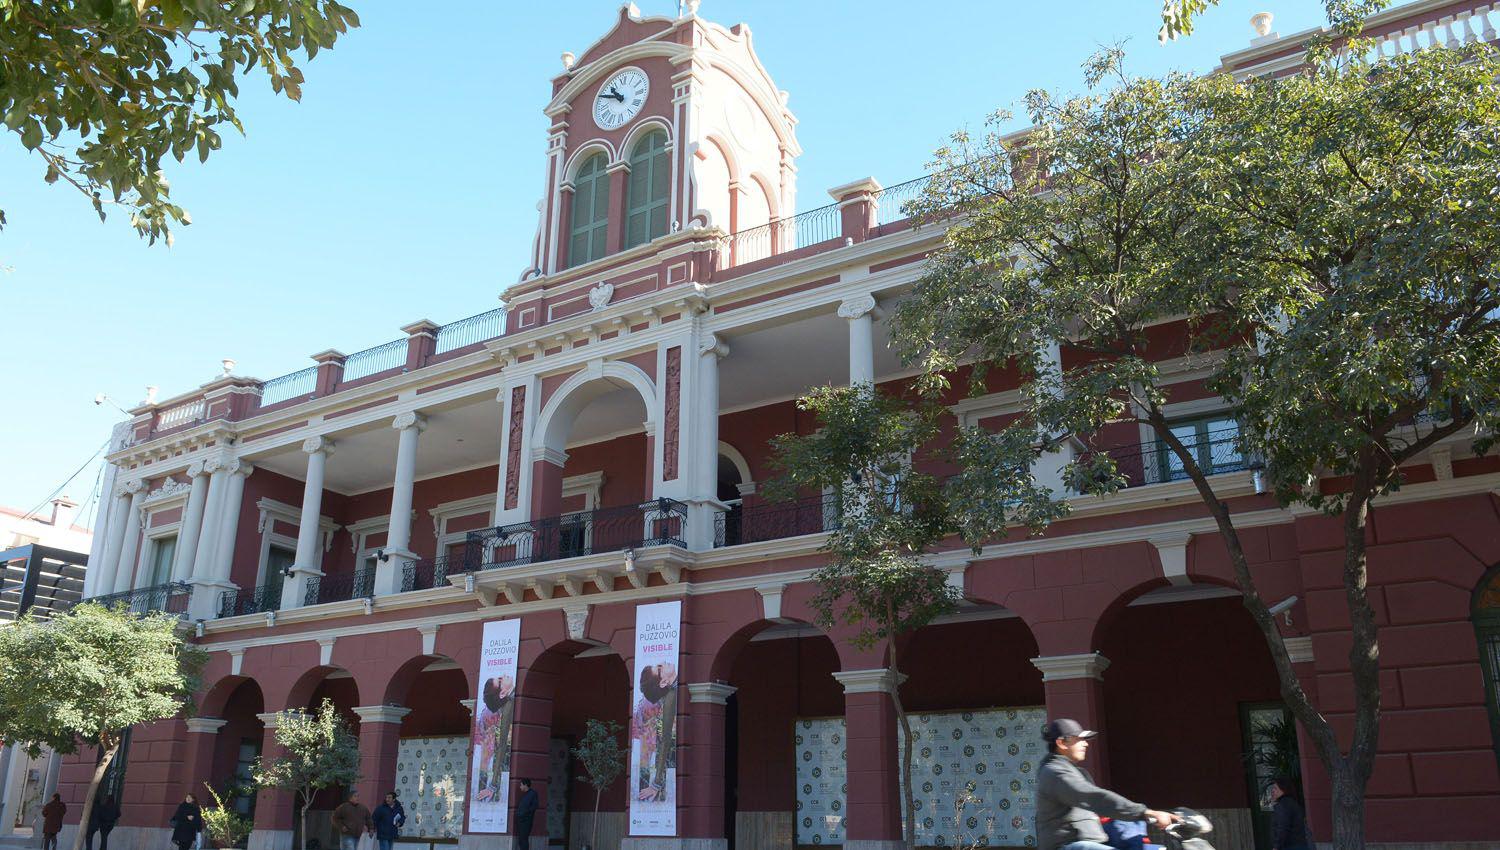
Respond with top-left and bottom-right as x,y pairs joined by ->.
392,411 -> 427,432
588,282 -> 614,312
117,478 -> 147,499
301,435 -> 334,456
663,346 -> 681,481
564,604 -> 589,641
143,478 -> 192,503
504,386 -> 526,511
187,460 -> 206,478
837,294 -> 878,321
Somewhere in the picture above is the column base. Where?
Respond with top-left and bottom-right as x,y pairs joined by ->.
621,840 -> 727,850
188,577 -> 236,621
280,568 -> 320,611
247,828 -> 294,850
374,550 -> 418,596
683,499 -> 729,552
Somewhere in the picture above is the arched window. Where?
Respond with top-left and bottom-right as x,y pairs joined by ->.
568,153 -> 610,268
1474,566 -> 1500,770
625,130 -> 670,249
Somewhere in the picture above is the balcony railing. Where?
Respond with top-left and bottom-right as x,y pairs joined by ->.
714,492 -> 839,548
304,566 -> 375,606
82,581 -> 191,617
403,555 -> 455,592
219,583 -> 282,618
156,399 -> 208,432
722,201 -> 843,266
260,366 -> 317,405
874,175 -> 932,226
342,338 -> 407,382
435,308 -> 507,354
1086,427 -> 1256,489
463,498 -> 688,571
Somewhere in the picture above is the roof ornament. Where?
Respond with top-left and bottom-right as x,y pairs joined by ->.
561,51 -> 576,71
1250,12 -> 1278,44
220,358 -> 236,378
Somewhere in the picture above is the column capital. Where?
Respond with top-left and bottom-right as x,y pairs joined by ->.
187,460 -> 208,478
227,459 -> 255,478
686,682 -> 738,705
392,411 -> 428,433
256,710 -> 303,729
833,668 -> 907,695
459,698 -> 476,714
697,333 -> 729,359
837,294 -> 882,321
116,477 -> 146,498
530,445 -> 569,467
185,717 -> 228,734
302,435 -> 336,456
1030,652 -> 1111,681
352,705 -> 412,725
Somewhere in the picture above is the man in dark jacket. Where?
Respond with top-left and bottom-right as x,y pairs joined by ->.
1035,718 -> 1176,850
513,778 -> 539,850
371,792 -> 406,850
41,794 -> 66,850
331,791 -> 373,850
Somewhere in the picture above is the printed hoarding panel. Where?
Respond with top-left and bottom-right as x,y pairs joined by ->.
467,618 -> 521,833
628,600 -> 681,836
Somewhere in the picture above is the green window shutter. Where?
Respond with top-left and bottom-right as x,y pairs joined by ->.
567,154 -> 610,268
625,131 -> 670,249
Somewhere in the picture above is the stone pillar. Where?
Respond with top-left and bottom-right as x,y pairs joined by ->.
94,485 -> 136,598
401,320 -> 440,372
1031,652 -> 1112,783
181,717 -> 227,800
249,714 -> 295,850
283,437 -> 333,610
509,692 -> 554,842
210,460 -> 254,582
679,683 -> 735,846
494,382 -> 536,527
1031,340 -> 1077,494
111,479 -> 148,594
376,413 -> 426,596
687,335 -> 729,551
833,669 -> 904,850
605,161 -> 631,255
352,706 -> 410,805
171,462 -> 212,582
311,350 -> 346,398
838,295 -> 882,388
829,177 -> 882,244
187,459 -> 231,621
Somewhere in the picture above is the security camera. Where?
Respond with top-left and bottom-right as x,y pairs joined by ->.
1268,595 -> 1298,616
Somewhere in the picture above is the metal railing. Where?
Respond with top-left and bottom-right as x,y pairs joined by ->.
874,175 -> 932,226
713,492 -> 839,548
260,366 -> 317,405
722,201 -> 843,265
218,583 -> 282,618
82,581 -> 191,617
156,399 -> 207,431
342,338 -> 407,382
463,498 -> 688,571
435,308 -> 507,354
403,555 -> 455,592
303,566 -> 375,606
1084,427 -> 1255,489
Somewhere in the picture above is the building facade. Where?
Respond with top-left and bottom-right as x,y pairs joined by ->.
53,3 -> 1500,850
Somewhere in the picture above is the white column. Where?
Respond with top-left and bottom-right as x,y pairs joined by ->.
282,437 -> 333,609
376,412 -> 426,596
210,460 -> 254,583
83,461 -> 123,598
170,462 -> 211,582
1033,340 -> 1077,495
93,485 -> 135,598
186,459 -> 232,621
838,294 -> 882,387
110,480 -> 148,594
687,334 -> 729,550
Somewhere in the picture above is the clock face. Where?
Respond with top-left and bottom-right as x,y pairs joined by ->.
593,69 -> 648,130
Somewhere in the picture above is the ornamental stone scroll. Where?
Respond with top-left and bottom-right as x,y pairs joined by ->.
837,294 -> 880,321
301,435 -> 335,456
392,411 -> 428,432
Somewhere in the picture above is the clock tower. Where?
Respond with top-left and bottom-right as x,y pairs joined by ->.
519,1 -> 801,282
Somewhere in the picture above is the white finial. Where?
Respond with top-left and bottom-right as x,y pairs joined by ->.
143,385 -> 159,405
623,2 -> 640,20
220,358 -> 236,377
561,51 -> 575,71
686,0 -> 700,16
1251,12 -> 1274,38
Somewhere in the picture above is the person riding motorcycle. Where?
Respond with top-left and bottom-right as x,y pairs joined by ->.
1035,718 -> 1179,850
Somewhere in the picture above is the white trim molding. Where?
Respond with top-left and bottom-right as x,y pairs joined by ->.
185,717 -> 228,734
686,682 -> 738,705
1030,652 -> 1111,682
352,705 -> 412,725
832,668 -> 906,695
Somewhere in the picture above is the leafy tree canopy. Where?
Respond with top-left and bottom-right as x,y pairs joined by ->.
0,0 -> 359,243
1159,0 -> 1389,42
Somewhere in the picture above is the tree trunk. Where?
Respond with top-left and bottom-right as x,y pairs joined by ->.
298,791 -> 308,850
589,787 -> 601,850
71,738 -> 118,850
1329,762 -> 1367,850
887,637 -> 916,850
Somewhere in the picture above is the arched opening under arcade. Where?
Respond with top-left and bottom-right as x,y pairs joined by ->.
1096,583 -> 1287,850
374,656 -> 472,841
206,678 -> 266,822
287,667 -> 361,850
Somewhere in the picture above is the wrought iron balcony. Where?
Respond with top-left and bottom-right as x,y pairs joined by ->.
304,565 -> 375,606
82,581 -> 191,617
403,555 -> 455,592
1084,427 -> 1257,489
463,498 -> 687,571
219,583 -> 282,618
714,493 -> 839,548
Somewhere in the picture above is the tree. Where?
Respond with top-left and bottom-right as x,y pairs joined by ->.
842,40 -> 1497,850
570,718 -> 625,850
251,698 -> 361,850
764,386 -> 964,849
200,783 -> 254,849
1158,0 -> 1388,42
0,603 -> 205,850
0,0 -> 359,244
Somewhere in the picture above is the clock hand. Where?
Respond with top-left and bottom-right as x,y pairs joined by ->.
600,87 -> 625,102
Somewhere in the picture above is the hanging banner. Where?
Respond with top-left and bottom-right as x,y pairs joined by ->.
628,600 -> 681,836
467,618 -> 521,833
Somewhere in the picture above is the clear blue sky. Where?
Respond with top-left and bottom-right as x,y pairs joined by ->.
0,0 -> 1331,525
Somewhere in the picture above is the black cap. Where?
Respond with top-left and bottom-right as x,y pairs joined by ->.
1043,718 -> 1098,742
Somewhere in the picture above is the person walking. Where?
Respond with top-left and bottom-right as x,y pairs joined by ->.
1035,718 -> 1178,850
85,795 -> 119,850
40,794 -> 66,850
1270,776 -> 1312,850
513,778 -> 539,850
169,793 -> 203,850
371,792 -> 406,850
331,791 -> 373,850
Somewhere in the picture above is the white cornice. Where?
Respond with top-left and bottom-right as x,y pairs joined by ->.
1030,652 -> 1110,682
686,682 -> 738,705
832,668 -> 906,694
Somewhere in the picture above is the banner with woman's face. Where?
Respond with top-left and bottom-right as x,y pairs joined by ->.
467,618 -> 520,834
628,600 -> 681,836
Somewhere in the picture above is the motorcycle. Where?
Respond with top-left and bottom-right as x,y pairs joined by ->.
1103,807 -> 1216,850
